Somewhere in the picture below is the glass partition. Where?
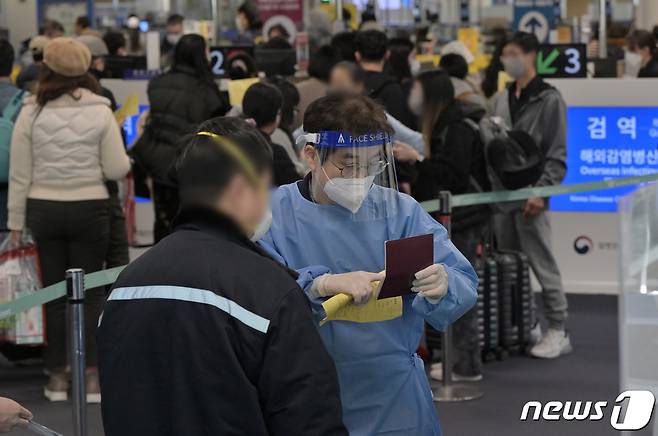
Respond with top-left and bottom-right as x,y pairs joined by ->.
618,182 -> 658,435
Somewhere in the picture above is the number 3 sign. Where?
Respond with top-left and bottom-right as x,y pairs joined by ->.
536,44 -> 587,78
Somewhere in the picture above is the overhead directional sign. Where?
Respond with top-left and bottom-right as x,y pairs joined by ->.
536,44 -> 587,78
513,0 -> 555,43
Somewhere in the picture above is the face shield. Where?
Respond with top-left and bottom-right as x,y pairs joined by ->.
297,130 -> 399,221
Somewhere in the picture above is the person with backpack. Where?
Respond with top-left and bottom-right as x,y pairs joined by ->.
355,30 -> 416,129
0,40 -> 27,231
394,69 -> 490,381
491,31 -> 570,359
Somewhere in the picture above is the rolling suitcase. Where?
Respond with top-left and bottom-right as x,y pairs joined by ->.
492,250 -> 534,353
494,252 -> 520,352
473,255 -> 500,360
499,250 -> 534,347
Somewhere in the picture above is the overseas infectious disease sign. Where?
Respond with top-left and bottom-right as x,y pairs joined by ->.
551,107 -> 658,212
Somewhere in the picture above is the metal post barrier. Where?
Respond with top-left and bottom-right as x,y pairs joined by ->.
432,191 -> 484,402
335,0 -> 345,32
66,269 -> 87,436
598,0 -> 607,59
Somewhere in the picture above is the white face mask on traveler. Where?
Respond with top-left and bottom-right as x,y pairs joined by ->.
166,33 -> 182,45
503,56 -> 527,79
323,175 -> 376,213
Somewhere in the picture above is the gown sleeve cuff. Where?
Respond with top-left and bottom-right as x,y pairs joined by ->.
296,266 -> 332,323
412,266 -> 475,332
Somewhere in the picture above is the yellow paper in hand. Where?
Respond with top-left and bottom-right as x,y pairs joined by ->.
228,78 -> 260,107
320,280 -> 403,326
114,93 -> 139,125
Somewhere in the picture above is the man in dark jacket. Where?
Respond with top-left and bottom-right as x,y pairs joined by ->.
492,32 -> 570,359
355,30 -> 416,128
242,82 -> 300,186
98,117 -> 347,436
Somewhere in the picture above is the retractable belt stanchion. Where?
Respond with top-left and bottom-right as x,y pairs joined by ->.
66,268 -> 88,436
432,191 -> 484,402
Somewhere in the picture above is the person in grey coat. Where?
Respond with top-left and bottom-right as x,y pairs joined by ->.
491,32 -> 570,359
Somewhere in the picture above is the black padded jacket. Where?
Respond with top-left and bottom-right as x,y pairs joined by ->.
131,66 -> 229,185
98,207 -> 347,436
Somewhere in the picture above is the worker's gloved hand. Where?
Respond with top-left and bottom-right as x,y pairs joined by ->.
312,271 -> 385,306
0,397 -> 32,432
412,264 -> 448,304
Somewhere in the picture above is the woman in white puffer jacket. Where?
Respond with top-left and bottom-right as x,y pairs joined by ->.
7,37 -> 130,403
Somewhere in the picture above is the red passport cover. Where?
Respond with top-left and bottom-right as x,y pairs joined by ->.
377,234 -> 434,299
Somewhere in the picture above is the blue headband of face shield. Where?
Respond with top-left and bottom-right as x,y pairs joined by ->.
297,130 -> 391,148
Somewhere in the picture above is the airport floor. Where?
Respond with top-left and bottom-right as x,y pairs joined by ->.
0,294 -> 653,436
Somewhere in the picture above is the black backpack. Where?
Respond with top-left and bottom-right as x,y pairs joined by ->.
463,116 -> 545,191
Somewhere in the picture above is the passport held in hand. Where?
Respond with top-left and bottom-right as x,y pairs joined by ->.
377,234 -> 434,300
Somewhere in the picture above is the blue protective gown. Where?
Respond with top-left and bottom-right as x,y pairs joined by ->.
259,182 -> 478,436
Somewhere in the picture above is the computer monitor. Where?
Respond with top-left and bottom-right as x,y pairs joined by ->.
104,55 -> 147,79
254,47 -> 297,77
592,58 -> 618,78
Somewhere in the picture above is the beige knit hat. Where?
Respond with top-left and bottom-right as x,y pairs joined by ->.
43,37 -> 92,77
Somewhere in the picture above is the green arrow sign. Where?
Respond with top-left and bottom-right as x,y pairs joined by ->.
537,48 -> 559,75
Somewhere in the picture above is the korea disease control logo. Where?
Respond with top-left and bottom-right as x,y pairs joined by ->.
573,236 -> 593,255
520,390 -> 656,430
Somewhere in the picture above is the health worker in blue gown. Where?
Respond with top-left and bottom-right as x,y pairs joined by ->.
258,94 -> 478,436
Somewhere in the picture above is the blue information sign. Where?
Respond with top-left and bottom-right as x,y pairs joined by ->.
123,104 -> 150,147
550,107 -> 658,212
513,1 -> 555,43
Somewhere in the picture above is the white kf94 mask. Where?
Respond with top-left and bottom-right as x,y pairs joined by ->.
323,175 -> 376,213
